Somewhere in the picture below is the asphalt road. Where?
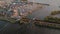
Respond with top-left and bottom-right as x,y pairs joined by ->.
0,21 -> 60,34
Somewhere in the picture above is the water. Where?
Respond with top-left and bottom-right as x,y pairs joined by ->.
27,5 -> 60,20
0,21 -> 60,34
0,1 -> 60,34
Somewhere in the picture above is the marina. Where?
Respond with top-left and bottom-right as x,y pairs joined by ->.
0,0 -> 60,34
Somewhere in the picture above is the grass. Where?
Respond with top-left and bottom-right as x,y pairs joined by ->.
0,17 -> 16,24
34,22 -> 60,29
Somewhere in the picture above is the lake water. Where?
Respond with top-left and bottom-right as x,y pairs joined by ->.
27,5 -> 60,20
0,1 -> 60,34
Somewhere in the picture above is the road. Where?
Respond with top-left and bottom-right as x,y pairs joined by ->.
0,21 -> 60,34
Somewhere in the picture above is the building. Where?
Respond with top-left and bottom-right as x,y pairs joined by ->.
0,1 -> 8,8
1,0 -> 13,4
14,0 -> 21,2
22,0 -> 27,1
14,0 -> 27,2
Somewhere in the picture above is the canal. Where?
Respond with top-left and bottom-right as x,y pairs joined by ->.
0,21 -> 60,34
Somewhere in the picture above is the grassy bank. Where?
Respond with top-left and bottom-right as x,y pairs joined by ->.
44,16 -> 60,24
34,21 -> 60,29
0,17 -> 16,24
51,11 -> 60,15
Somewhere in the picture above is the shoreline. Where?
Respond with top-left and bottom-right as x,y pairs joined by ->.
34,21 -> 60,29
0,17 -> 60,29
